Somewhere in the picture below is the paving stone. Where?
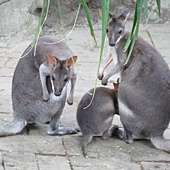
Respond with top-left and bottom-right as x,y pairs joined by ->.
2,152 -> 37,170
141,162 -> 170,170
37,155 -> 71,170
70,157 -> 141,170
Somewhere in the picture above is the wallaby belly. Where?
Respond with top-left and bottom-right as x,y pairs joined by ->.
118,50 -> 170,138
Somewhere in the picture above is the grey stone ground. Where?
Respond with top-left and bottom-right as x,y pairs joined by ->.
0,22 -> 170,170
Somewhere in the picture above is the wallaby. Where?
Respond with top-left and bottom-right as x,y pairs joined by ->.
99,9 -> 170,153
37,37 -> 77,104
0,36 -> 79,136
76,82 -> 123,156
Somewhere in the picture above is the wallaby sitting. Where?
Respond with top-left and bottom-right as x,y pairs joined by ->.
0,36 -> 79,136
100,9 -> 170,153
76,82 -> 122,156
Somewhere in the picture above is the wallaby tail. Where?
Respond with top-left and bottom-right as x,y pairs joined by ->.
151,136 -> 170,153
0,118 -> 27,137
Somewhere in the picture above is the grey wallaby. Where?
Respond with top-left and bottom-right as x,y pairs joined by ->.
99,9 -> 170,153
0,36 -> 79,136
76,82 -> 122,156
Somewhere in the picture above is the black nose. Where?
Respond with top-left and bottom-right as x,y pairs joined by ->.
54,92 -> 61,96
109,41 -> 115,47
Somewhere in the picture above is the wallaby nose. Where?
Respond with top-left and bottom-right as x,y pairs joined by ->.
109,41 -> 115,47
54,92 -> 61,96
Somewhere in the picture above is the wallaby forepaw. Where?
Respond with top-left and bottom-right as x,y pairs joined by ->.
101,78 -> 108,86
43,93 -> 50,101
98,73 -> 103,80
67,98 -> 73,105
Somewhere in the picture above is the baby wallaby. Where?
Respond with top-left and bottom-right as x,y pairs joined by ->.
0,36 -> 78,136
38,36 -> 77,104
100,9 -> 170,153
76,82 -> 122,157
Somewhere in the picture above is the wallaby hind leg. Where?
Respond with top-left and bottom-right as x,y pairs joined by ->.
102,128 -> 110,140
81,134 -> 93,157
47,112 -> 79,135
151,136 -> 170,153
0,118 -> 27,137
122,126 -> 133,144
67,67 -> 77,105
110,125 -> 124,140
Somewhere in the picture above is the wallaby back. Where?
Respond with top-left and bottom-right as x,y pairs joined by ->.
101,9 -> 170,153
76,85 -> 119,156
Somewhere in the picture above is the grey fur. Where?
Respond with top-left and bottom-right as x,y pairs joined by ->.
100,9 -> 170,153
0,36 -> 78,136
76,86 -> 122,156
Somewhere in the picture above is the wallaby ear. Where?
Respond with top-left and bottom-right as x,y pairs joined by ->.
66,56 -> 77,68
168,65 -> 170,70
98,8 -> 113,20
46,53 -> 57,66
118,9 -> 130,24
98,8 -> 102,18
113,83 -> 119,91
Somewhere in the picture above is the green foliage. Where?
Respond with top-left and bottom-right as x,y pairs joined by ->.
78,0 -> 97,45
124,0 -> 161,65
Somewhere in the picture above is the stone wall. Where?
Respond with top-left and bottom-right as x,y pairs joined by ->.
0,0 -> 169,37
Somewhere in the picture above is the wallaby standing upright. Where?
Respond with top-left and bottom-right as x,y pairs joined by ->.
0,36 -> 79,136
76,82 -> 122,156
100,9 -> 170,153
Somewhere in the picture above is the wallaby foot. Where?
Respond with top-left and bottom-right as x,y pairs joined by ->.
102,128 -> 110,140
0,118 -> 27,137
81,134 -> 93,157
122,126 -> 133,144
151,136 -> 170,153
67,95 -> 73,105
43,92 -> 50,101
47,126 -> 79,135
110,125 -> 124,139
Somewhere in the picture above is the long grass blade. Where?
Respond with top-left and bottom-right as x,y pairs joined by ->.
79,0 -> 97,46
84,0 -> 110,109
26,0 -> 37,33
155,0 -> 161,17
124,0 -> 142,65
31,0 -> 47,46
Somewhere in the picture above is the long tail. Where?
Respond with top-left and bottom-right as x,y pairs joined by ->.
151,136 -> 170,153
0,118 -> 27,137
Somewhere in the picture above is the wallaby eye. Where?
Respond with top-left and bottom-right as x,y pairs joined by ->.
52,76 -> 55,81
106,28 -> 109,33
119,29 -> 122,34
64,77 -> 68,82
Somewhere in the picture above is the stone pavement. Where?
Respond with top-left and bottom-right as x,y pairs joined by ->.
0,22 -> 170,170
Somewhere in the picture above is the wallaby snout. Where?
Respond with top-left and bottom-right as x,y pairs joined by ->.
109,41 -> 116,47
54,91 -> 61,96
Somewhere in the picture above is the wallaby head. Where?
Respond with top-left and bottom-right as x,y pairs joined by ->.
107,9 -> 130,47
46,53 -> 77,96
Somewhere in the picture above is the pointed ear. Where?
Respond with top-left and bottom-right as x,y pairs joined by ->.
66,56 -> 77,68
118,9 -> 130,24
98,8 -> 102,18
46,53 -> 56,66
113,83 -> 119,91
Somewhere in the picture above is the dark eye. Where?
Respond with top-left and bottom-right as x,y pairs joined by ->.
52,76 -> 55,81
106,28 -> 109,33
64,77 -> 68,82
119,29 -> 122,34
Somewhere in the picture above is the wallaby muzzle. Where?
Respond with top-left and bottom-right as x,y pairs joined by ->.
54,91 -> 61,96
109,41 -> 116,47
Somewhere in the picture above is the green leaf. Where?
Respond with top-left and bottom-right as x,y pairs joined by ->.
31,0 -> 47,46
156,0 -> 161,17
81,0 -> 97,46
